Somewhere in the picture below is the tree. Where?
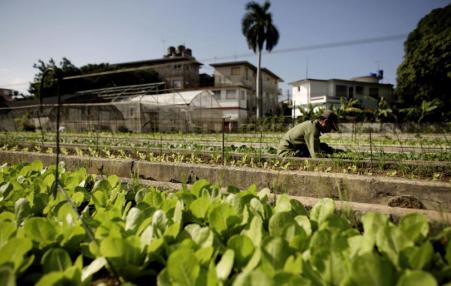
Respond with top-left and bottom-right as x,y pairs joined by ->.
242,1 -> 279,119
28,58 -> 60,99
396,4 -> 451,122
29,58 -> 161,98
400,99 -> 440,123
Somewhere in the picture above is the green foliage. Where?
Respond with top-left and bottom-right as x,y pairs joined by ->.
296,104 -> 323,123
0,161 -> 450,285
396,4 -> 451,122
14,112 -> 35,132
375,97 -> 394,122
241,1 -> 279,54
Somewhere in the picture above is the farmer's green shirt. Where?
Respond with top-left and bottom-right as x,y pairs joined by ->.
277,120 -> 321,158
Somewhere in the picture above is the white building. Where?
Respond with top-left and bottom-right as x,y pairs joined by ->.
290,73 -> 394,118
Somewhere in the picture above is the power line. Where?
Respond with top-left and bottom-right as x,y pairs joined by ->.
200,34 -> 407,62
0,34 -> 407,86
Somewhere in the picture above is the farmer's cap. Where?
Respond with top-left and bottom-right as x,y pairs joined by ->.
321,110 -> 339,131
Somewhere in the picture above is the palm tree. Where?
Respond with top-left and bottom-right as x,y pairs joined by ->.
375,97 -> 394,122
242,1 -> 279,120
337,97 -> 363,120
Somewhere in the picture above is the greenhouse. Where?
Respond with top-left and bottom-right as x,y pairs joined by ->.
0,89 -> 223,133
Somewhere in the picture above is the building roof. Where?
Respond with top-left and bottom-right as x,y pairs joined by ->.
261,68 -> 283,82
210,61 -> 283,82
289,78 -> 327,85
289,78 -> 393,87
112,56 -> 202,69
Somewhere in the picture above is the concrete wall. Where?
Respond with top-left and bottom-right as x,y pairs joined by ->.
1,151 -> 449,212
338,122 -> 451,133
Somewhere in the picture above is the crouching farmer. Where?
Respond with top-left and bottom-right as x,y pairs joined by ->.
277,110 -> 340,158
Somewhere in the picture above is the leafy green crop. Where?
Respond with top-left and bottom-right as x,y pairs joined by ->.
0,161 -> 450,285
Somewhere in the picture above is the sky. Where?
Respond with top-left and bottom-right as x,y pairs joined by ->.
0,0 -> 448,97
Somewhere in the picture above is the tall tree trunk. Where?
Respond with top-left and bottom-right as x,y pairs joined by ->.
256,49 -> 262,120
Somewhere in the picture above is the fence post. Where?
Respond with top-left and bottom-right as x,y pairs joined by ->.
259,121 -> 263,164
222,117 -> 225,165
369,127 -> 373,166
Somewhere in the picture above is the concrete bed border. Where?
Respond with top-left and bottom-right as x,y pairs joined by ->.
120,177 -> 451,225
0,150 -> 450,214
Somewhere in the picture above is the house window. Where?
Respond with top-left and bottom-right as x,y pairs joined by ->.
356,86 -> 364,95
213,90 -> 221,100
172,79 -> 183,88
336,85 -> 347,98
231,67 -> 240,76
348,86 -> 354,99
240,90 -> 246,100
369,87 -> 379,98
298,86 -> 300,92
226,89 -> 237,99
245,68 -> 248,80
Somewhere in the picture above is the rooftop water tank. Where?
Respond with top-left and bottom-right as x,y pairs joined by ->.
184,48 -> 192,57
176,45 -> 186,56
167,46 -> 176,57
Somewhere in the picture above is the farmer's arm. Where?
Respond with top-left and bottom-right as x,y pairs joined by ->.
305,131 -> 320,158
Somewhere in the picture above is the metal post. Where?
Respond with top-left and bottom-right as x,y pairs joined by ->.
52,68 -> 62,198
259,123 -> 263,164
222,117 -> 225,165
369,127 -> 373,166
38,70 -> 52,149
160,132 -> 162,155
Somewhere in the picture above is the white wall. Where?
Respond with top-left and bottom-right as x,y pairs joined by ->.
222,109 -> 240,121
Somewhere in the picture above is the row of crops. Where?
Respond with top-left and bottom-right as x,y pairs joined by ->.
0,142 -> 449,181
0,161 -> 450,285
5,131 -> 448,145
0,132 -> 451,153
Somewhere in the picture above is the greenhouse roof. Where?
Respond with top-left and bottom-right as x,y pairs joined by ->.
124,89 -> 220,107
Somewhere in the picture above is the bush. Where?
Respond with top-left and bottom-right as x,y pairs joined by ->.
15,112 -> 36,132
117,125 -> 131,133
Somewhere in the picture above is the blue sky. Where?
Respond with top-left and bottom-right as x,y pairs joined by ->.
0,0 -> 448,96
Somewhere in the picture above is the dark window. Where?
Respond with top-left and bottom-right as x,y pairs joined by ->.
336,85 -> 347,98
231,67 -> 240,76
348,87 -> 354,99
369,87 -> 379,98
356,86 -> 364,95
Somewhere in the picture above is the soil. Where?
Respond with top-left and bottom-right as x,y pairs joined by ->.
387,195 -> 426,209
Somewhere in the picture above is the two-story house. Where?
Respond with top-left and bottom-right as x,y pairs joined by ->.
209,61 -> 282,129
290,72 -> 393,118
